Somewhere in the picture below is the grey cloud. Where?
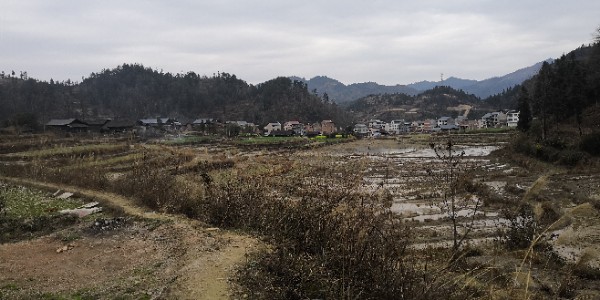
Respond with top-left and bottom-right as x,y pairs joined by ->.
1,0 -> 599,85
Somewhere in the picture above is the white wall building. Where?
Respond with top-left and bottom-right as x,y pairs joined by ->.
353,124 -> 368,135
507,111 -> 520,127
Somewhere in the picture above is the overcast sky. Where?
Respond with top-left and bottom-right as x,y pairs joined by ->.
1,1 -> 599,85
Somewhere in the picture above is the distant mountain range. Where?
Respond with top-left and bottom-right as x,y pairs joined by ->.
290,59 -> 552,103
288,75 -> 419,104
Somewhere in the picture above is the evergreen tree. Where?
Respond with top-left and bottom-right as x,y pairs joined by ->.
564,53 -> 588,135
587,27 -> 600,106
517,86 -> 532,132
532,61 -> 553,140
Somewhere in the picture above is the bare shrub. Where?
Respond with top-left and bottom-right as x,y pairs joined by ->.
201,175 -> 269,229
505,184 -> 526,196
536,201 -> 561,227
568,249 -> 600,281
502,203 -> 538,250
111,162 -> 175,211
215,168 -> 470,299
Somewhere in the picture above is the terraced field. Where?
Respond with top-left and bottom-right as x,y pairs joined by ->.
2,132 -> 600,298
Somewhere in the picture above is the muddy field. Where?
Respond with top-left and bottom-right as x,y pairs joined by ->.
310,136 -> 600,256
1,132 -> 600,298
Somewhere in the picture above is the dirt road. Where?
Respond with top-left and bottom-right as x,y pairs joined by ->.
0,176 -> 259,299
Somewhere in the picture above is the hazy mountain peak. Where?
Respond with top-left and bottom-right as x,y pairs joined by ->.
290,59 -> 551,102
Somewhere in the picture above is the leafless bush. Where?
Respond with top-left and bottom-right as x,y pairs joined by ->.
111,160 -> 175,211
212,170 -> 471,299
501,203 -> 538,250
201,175 -> 270,229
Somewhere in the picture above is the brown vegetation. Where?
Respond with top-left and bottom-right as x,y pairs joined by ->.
2,133 -> 600,299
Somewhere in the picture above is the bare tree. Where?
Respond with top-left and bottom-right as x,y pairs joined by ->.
428,139 -> 482,256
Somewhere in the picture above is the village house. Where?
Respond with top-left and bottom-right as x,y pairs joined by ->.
479,113 -> 491,128
437,116 -> 454,127
137,117 -> 182,133
423,119 -> 434,132
436,124 -> 460,132
321,120 -> 336,135
226,121 -> 259,135
84,119 -> 110,132
189,118 -> 217,133
353,124 -> 368,136
138,117 -> 177,127
480,112 -> 507,128
386,120 -> 409,134
410,120 -> 432,133
102,120 -> 136,133
138,118 -> 158,127
506,110 -> 520,127
284,121 -> 305,135
454,116 -> 475,131
226,120 -> 247,127
368,119 -> 386,130
410,121 -> 421,132
283,121 -> 300,131
386,120 -> 401,134
192,118 -> 216,125
459,119 -> 479,131
404,121 -> 412,133
304,123 -> 321,136
263,122 -> 282,135
45,118 -> 88,132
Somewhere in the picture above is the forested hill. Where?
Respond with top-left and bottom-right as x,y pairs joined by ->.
0,64 -> 353,127
289,76 -> 419,103
481,43 -> 600,112
346,86 -> 495,121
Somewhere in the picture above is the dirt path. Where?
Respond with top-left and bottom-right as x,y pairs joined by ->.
166,229 -> 259,299
0,176 -> 260,299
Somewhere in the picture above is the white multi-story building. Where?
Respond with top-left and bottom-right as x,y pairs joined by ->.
386,120 -> 403,134
480,111 -> 508,128
437,116 -> 453,127
368,119 -> 386,130
506,110 -> 520,127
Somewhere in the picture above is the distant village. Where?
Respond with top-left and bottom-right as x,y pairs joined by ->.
355,109 -> 520,137
43,109 -> 519,137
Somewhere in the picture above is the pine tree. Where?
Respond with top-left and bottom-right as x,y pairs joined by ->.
532,61 -> 553,140
517,86 -> 532,132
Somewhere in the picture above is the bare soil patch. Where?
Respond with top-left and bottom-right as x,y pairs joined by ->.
0,178 -> 260,299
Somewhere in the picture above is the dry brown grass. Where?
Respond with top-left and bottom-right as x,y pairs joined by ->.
523,175 -> 549,202
2,134 -> 600,299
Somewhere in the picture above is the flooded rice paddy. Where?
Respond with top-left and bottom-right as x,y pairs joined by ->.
308,136 -> 600,268
305,136 -> 519,246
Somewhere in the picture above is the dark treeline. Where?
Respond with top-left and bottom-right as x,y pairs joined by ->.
516,41 -> 600,138
484,40 -> 600,135
483,85 -> 521,110
507,29 -> 600,163
0,64 -> 353,128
